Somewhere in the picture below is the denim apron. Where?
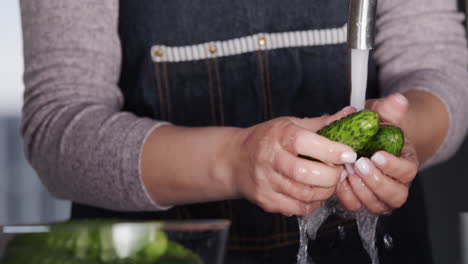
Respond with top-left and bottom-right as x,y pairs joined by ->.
72,1 -> 434,263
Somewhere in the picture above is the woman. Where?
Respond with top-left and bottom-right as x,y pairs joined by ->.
20,0 -> 468,263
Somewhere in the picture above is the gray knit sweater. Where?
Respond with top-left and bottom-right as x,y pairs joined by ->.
20,0 -> 468,211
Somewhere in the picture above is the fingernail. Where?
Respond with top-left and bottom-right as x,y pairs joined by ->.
393,93 -> 408,106
340,170 -> 348,182
355,158 -> 370,176
345,163 -> 355,175
341,151 -> 357,163
371,152 -> 387,166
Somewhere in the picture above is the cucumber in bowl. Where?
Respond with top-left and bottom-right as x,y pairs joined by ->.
0,220 -> 203,264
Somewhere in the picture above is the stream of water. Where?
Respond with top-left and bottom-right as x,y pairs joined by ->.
297,49 -> 380,264
350,49 -> 369,111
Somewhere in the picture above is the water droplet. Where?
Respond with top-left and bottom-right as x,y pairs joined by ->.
337,225 -> 346,240
383,234 -> 394,251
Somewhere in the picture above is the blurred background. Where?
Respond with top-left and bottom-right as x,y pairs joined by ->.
0,2 -> 71,225
0,1 -> 467,264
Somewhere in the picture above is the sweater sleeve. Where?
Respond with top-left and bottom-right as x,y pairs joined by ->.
20,0 -> 171,211
374,0 -> 468,168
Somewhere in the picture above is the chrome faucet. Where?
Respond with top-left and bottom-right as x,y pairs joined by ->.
348,0 -> 377,50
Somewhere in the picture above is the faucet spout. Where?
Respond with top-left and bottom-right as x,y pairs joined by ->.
348,0 -> 377,50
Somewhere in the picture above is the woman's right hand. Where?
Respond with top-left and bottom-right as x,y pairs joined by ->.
231,107 -> 358,216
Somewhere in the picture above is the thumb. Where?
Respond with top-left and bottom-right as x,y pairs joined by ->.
370,93 -> 408,124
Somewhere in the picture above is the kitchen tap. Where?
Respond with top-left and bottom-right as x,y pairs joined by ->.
347,0 -> 377,110
348,0 -> 377,50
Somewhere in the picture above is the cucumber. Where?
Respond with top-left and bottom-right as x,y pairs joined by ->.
299,110 -> 379,161
360,125 -> 404,157
0,220 -> 175,264
299,111 -> 405,161
317,110 -> 380,153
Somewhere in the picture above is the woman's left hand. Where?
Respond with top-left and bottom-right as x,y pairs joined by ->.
336,93 -> 420,214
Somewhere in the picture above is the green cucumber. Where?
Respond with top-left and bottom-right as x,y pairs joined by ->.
1,220 -> 174,264
360,125 -> 404,157
299,110 -> 380,161
317,110 -> 380,153
299,111 -> 405,161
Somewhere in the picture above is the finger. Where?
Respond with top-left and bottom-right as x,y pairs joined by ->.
273,172 -> 336,203
291,106 -> 356,131
373,93 -> 409,125
281,125 -> 357,165
323,106 -> 357,125
336,179 -> 362,212
261,192 -> 321,216
348,173 -> 389,214
310,186 -> 337,202
365,99 -> 381,110
354,158 -> 409,209
273,150 -> 346,188
370,150 -> 419,184
271,172 -> 315,203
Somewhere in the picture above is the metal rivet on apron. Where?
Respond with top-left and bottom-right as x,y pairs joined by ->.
383,233 -> 394,251
337,225 -> 346,240
258,36 -> 267,46
209,45 -> 217,54
154,48 -> 164,57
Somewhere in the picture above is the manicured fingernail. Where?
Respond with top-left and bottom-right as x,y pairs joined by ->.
340,170 -> 348,182
341,151 -> 357,163
393,93 -> 408,106
371,152 -> 387,166
345,163 -> 355,175
355,158 -> 371,176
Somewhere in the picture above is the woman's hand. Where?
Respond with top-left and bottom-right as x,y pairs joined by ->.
337,93 -> 420,214
338,139 -> 419,214
231,107 -> 358,216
